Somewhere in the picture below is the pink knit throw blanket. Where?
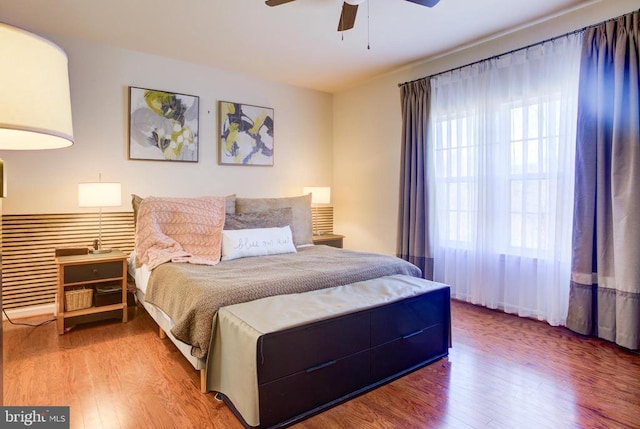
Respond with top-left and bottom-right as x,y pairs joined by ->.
135,196 -> 225,270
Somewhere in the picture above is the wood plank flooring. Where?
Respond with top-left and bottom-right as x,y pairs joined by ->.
4,300 -> 640,429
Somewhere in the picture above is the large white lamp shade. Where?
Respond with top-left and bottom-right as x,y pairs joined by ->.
0,23 -> 74,406
0,22 -> 74,150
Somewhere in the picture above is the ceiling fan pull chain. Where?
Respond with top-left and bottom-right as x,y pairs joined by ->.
367,0 -> 370,50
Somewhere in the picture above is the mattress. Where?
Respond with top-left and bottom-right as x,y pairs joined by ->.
144,245 -> 421,358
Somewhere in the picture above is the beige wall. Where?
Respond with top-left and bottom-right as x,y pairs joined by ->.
333,0 -> 639,255
1,35 -> 334,214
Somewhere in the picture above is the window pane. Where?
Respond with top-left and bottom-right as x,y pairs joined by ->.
459,182 -> 469,211
460,117 -> 468,147
460,147 -> 468,177
459,212 -> 470,243
552,100 -> 561,135
541,138 -> 549,173
439,150 -> 448,179
451,119 -> 458,148
540,180 -> 549,214
467,146 -> 475,176
511,213 -> 522,248
511,181 -> 523,212
525,181 -> 539,213
448,212 -> 458,242
449,183 -> 458,210
527,104 -> 539,139
511,141 -> 523,174
527,139 -> 539,174
440,121 -> 448,149
539,214 -> 549,250
548,136 -> 559,168
525,214 -> 539,248
511,106 -> 523,140
450,148 -> 459,177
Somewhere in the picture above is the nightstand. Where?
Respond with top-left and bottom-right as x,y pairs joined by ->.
55,250 -> 128,334
312,234 -> 344,248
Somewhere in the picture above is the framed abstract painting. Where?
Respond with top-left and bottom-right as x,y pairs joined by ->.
219,101 -> 274,166
129,87 -> 199,162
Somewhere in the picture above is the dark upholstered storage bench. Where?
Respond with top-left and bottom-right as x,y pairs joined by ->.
220,283 -> 451,428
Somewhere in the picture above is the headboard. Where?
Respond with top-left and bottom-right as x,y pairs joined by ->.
2,206 -> 333,311
2,212 -> 134,310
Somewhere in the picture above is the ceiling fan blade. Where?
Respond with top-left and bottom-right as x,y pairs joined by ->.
265,0 -> 296,6
337,3 -> 358,32
404,0 -> 441,7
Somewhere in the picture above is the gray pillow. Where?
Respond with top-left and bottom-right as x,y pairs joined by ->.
224,207 -> 293,230
235,194 -> 313,246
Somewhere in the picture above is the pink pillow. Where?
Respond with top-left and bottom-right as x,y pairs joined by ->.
135,196 -> 225,269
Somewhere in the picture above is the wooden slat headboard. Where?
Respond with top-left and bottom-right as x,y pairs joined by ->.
312,206 -> 334,235
2,207 -> 334,310
2,212 -> 135,309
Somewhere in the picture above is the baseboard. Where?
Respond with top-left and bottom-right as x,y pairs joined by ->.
2,304 -> 55,321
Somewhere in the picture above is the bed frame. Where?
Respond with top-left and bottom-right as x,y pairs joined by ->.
135,289 -> 208,391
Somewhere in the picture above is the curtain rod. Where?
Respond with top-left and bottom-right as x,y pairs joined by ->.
397,10 -> 636,88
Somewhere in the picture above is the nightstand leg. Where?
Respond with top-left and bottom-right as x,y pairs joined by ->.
57,315 -> 64,335
121,259 -> 128,324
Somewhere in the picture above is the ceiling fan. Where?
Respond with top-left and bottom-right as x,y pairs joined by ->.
265,0 -> 442,32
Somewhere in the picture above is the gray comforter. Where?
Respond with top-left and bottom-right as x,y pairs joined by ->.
145,245 -> 421,358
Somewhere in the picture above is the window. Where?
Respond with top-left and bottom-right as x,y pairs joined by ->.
434,115 -> 475,248
433,96 -> 566,257
508,98 -> 561,253
428,34 -> 582,325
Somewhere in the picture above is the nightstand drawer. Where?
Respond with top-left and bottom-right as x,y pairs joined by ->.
64,260 -> 123,284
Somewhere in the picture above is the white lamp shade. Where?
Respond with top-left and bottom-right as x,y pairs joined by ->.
0,23 -> 74,150
78,182 -> 122,208
303,186 -> 331,205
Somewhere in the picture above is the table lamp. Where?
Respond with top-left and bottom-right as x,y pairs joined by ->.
78,179 -> 122,254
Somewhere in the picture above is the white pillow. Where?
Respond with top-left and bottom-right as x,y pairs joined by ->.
221,226 -> 297,261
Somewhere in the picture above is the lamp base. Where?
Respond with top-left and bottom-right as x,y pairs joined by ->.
89,248 -> 112,254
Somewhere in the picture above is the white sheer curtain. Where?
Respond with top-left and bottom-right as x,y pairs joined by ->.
429,33 -> 582,326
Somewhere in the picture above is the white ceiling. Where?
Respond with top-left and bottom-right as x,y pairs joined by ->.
1,0 -> 595,93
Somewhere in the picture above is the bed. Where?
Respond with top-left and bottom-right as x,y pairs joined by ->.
129,193 -> 451,428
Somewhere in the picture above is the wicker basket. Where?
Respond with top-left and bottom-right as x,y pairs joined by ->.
65,288 -> 93,311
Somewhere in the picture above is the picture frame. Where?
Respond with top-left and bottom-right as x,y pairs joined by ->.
128,86 -> 199,162
219,101 -> 274,166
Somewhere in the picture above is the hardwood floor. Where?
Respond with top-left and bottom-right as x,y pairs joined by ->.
4,300 -> 640,429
